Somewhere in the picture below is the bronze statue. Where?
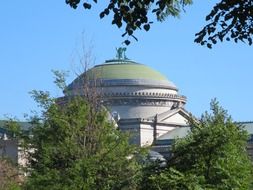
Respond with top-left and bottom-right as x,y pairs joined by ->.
116,47 -> 127,59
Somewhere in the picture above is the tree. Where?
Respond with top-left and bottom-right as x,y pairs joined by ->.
65,0 -> 192,45
20,74 -> 142,189
66,0 -> 252,48
0,119 -> 24,190
195,0 -> 253,48
0,158 -> 21,190
140,100 -> 252,189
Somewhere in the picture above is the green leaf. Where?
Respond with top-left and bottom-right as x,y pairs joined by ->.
124,40 -> 131,45
143,24 -> 150,31
83,2 -> 91,9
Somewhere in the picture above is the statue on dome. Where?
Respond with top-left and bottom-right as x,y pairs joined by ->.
116,47 -> 127,60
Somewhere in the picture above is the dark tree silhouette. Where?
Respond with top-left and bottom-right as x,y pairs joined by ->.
195,0 -> 253,48
65,0 -> 192,45
66,0 -> 253,48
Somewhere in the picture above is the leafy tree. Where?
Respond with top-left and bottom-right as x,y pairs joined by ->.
19,73 -> 142,189
65,0 -> 192,45
66,0 -> 252,48
140,100 -> 252,189
23,95 -> 141,190
0,158 -> 21,190
0,119 -> 24,190
195,0 -> 253,48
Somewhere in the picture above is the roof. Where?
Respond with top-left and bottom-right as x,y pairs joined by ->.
158,126 -> 190,140
67,59 -> 177,91
156,121 -> 253,142
91,60 -> 168,81
239,121 -> 253,134
155,107 -> 191,123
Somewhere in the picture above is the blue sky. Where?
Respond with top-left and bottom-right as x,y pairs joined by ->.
0,1 -> 252,121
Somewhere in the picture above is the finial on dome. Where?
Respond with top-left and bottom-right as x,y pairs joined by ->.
116,47 -> 127,60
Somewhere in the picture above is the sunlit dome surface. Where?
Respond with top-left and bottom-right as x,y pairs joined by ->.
67,59 -> 177,91
65,55 -> 186,119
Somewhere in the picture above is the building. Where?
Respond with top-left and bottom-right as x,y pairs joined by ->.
64,50 -> 253,158
1,50 -> 253,161
0,120 -> 31,165
65,52 -> 190,149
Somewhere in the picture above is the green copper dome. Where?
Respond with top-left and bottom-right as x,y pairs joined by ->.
88,60 -> 168,81
67,59 -> 177,91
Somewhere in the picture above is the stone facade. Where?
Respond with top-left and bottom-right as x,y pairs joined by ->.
66,58 -> 189,146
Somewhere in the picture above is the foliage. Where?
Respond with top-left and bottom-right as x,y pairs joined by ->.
65,0 -> 192,45
144,168 -> 203,190
21,93 -> 142,190
22,69 -> 142,189
0,158 -> 21,190
195,0 -> 253,48
140,99 -> 252,189
3,71 -> 252,189
65,0 -> 253,48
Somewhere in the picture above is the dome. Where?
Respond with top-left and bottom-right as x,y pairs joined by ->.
91,60 -> 167,80
67,59 -> 177,91
65,57 -> 186,119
